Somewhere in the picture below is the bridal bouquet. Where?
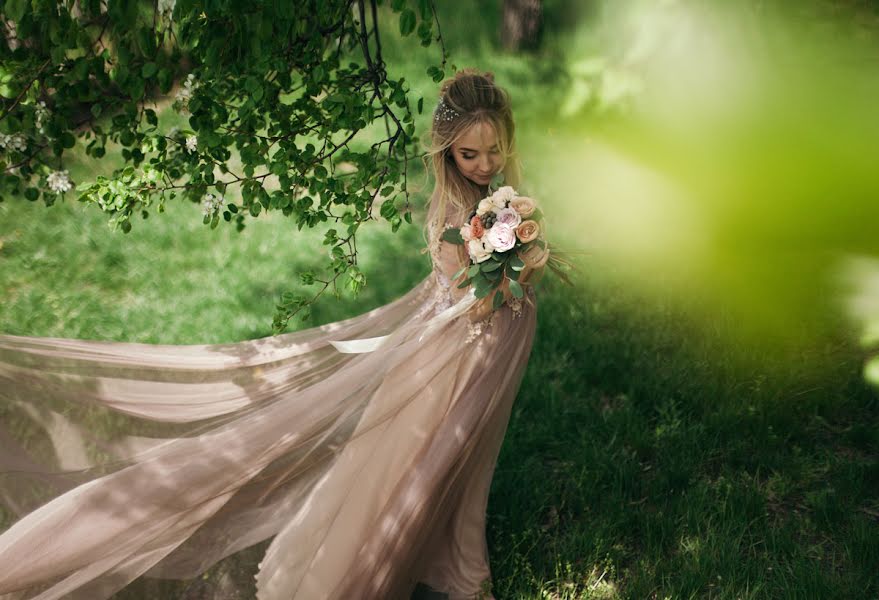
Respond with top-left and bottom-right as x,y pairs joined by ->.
441,186 -> 565,310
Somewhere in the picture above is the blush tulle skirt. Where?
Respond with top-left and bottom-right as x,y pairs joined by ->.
0,271 -> 537,600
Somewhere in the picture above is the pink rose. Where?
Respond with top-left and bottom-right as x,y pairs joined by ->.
460,224 -> 474,241
510,196 -> 537,218
495,207 -> 522,228
486,223 -> 517,252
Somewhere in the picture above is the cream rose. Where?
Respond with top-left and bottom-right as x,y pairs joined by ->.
495,207 -> 522,228
486,223 -> 517,252
468,238 -> 495,263
510,196 -> 537,218
515,219 -> 540,243
460,224 -> 474,242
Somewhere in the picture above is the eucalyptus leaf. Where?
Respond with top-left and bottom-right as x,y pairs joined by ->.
492,290 -> 504,310
509,279 -> 524,299
441,227 -> 465,244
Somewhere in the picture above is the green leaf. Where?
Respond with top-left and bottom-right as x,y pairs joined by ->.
452,265 -> 467,280
399,9 -> 416,36
441,227 -> 464,244
492,290 -> 504,310
481,260 -> 503,272
141,62 -> 158,78
427,66 -> 444,83
505,263 -> 521,281
474,277 -> 495,299
509,254 -> 525,271
467,264 -> 481,278
6,0 -> 27,21
509,279 -> 524,299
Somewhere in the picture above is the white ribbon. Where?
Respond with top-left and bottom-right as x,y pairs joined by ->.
329,290 -> 478,354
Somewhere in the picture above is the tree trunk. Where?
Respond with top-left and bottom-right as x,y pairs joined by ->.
500,0 -> 543,52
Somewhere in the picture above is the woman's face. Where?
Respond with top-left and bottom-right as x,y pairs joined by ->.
450,121 -> 505,186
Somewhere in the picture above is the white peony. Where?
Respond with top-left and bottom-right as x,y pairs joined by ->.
491,185 -> 516,207
476,197 -> 495,216
486,223 -> 517,252
468,237 -> 495,263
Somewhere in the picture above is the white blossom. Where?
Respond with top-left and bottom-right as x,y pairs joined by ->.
47,170 -> 73,194
185,135 -> 198,152
35,101 -> 48,135
158,0 -> 176,16
174,74 -> 198,112
0,133 -> 27,152
201,192 -> 225,216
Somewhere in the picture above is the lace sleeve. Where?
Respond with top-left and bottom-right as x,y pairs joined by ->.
427,208 -> 470,305
428,198 -> 470,302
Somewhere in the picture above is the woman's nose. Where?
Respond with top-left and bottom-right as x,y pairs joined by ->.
479,155 -> 491,172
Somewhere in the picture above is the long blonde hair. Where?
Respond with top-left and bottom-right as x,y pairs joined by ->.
421,69 -> 522,251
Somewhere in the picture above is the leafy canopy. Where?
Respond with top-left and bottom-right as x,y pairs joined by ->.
0,0 -> 447,332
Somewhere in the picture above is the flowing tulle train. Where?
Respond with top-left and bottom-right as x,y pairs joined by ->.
0,197 -> 538,600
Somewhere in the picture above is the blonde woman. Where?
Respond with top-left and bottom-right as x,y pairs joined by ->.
0,69 -> 543,600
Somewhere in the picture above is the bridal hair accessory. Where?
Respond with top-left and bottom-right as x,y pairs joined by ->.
433,97 -> 459,123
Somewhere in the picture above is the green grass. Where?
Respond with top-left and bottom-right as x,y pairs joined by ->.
2,2 -> 879,599
492,269 -> 879,599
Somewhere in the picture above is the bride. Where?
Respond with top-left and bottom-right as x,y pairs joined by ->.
0,68 -> 545,600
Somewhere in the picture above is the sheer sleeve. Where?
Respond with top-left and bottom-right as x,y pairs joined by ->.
426,191 -> 471,305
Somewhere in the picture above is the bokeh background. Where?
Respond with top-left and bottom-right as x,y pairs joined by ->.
2,1 -> 878,598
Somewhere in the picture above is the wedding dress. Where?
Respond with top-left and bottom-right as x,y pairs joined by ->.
0,190 -> 538,600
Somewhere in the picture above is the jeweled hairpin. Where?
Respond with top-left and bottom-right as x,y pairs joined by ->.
433,97 -> 459,123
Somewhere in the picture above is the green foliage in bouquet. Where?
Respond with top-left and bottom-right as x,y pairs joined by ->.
440,189 -> 567,312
